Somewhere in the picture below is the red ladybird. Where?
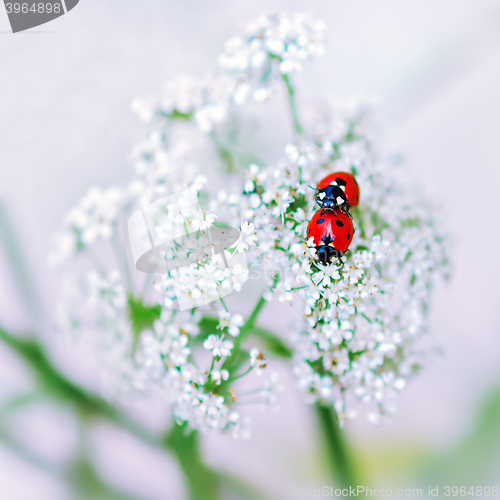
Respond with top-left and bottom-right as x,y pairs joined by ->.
315,172 -> 360,211
306,209 -> 354,264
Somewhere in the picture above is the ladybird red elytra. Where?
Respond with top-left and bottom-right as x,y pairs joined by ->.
306,209 -> 354,265
315,172 -> 360,211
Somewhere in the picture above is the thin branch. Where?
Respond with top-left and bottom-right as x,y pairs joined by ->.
282,73 -> 303,136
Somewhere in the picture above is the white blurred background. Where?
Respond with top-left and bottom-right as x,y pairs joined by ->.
1,1 -> 500,498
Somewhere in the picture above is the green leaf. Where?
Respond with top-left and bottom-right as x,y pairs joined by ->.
252,327 -> 293,359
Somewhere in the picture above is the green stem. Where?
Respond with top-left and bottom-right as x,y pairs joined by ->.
0,327 -> 224,499
165,423 -> 220,500
0,202 -> 222,499
228,366 -> 252,382
315,404 -> 359,490
282,73 -> 303,136
210,132 -> 265,170
208,355 -> 216,378
0,328 -> 160,447
219,296 -> 229,313
221,291 -> 267,373
214,276 -> 280,397
361,313 -> 372,323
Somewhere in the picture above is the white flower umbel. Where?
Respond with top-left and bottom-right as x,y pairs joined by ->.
49,186 -> 125,266
237,105 -> 449,423
52,12 -> 447,438
219,13 -> 326,100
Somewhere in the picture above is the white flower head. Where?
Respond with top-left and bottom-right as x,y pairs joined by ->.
233,221 -> 258,253
211,369 -> 229,385
203,334 -> 234,358
190,209 -> 217,231
217,311 -> 244,337
250,348 -> 267,375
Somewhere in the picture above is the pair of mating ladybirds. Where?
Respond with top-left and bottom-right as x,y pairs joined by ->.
306,172 -> 360,265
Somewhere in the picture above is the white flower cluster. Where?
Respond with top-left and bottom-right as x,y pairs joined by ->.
220,12 -> 325,100
132,73 -> 242,132
51,12 -> 448,436
56,260 -> 277,437
49,186 -> 126,266
236,107 -> 449,425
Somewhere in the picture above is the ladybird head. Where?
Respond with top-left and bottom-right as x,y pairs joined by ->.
316,245 -> 344,265
316,195 -> 336,210
315,185 -> 348,211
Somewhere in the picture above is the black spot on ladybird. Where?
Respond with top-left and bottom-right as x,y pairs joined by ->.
316,218 -> 325,224
335,219 -> 344,227
356,195 -> 359,201
335,177 -> 347,186
308,229 -> 311,234
353,177 -> 358,186
347,234 -> 351,240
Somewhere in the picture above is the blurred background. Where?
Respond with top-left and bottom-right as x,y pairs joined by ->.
1,0 -> 500,498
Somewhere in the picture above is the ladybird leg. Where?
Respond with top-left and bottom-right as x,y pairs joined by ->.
335,249 -> 346,266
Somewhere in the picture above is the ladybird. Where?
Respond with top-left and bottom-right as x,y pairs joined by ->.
306,209 -> 354,264
315,172 -> 360,211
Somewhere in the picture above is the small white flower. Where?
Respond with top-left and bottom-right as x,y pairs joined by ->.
342,264 -> 364,285
249,348 -> 267,375
313,262 -> 341,284
190,210 -> 217,231
48,230 -> 77,266
353,250 -> 373,268
217,311 -> 244,337
60,186 -> 124,248
261,373 -> 284,411
168,335 -> 191,366
204,334 -> 234,358
356,276 -> 378,298
195,103 -> 228,133
371,234 -> 391,261
211,369 -> 229,385
234,221 -> 258,253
